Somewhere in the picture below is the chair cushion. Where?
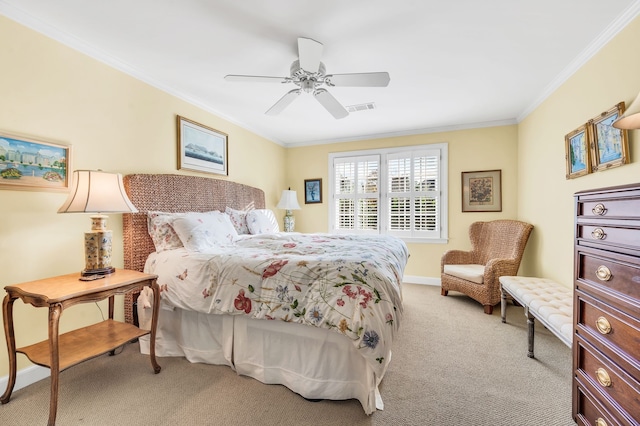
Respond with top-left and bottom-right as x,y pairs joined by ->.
443,264 -> 485,284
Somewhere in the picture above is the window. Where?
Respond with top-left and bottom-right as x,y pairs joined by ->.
329,143 -> 448,243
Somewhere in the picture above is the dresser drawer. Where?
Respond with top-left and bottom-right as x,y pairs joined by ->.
576,291 -> 640,382
576,248 -> 640,304
577,224 -> 640,253
574,382 -> 624,426
575,338 -> 640,424
577,195 -> 640,220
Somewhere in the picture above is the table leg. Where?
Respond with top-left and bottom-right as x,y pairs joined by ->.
1,295 -> 17,404
108,295 -> 114,320
47,303 -> 63,426
108,296 -> 117,356
149,279 -> 161,374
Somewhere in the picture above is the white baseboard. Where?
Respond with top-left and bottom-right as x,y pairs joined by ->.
403,275 -> 441,286
0,365 -> 50,393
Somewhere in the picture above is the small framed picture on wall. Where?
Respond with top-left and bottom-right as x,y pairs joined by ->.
588,102 -> 629,172
304,178 -> 322,204
461,169 -> 502,212
564,123 -> 591,179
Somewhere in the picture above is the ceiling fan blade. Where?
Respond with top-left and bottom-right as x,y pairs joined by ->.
298,37 -> 323,73
325,72 -> 390,87
225,75 -> 288,83
314,89 -> 348,119
265,89 -> 301,116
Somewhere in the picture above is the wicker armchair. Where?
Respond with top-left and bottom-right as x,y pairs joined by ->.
440,220 -> 533,314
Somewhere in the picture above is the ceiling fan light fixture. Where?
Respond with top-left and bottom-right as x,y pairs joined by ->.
301,79 -> 315,93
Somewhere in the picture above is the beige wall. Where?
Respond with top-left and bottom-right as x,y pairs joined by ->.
517,15 -> 640,285
0,16 -> 285,377
286,125 -> 520,279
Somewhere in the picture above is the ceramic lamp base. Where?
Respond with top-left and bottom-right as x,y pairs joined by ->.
283,210 -> 295,232
83,215 -> 115,276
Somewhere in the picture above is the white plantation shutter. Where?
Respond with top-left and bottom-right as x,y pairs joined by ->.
334,155 -> 380,233
330,144 -> 447,242
387,150 -> 440,238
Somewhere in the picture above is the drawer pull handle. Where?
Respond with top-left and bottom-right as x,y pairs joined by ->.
595,418 -> 608,426
595,368 -> 612,387
595,265 -> 612,281
596,316 -> 612,334
592,203 -> 607,215
591,228 -> 606,240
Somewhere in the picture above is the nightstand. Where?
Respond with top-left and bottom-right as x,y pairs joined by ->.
1,269 -> 160,425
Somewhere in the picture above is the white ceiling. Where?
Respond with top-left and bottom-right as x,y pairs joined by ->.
2,0 -> 639,146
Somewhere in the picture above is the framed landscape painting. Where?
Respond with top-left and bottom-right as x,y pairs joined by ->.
177,115 -> 228,176
564,123 -> 590,179
0,131 -> 71,192
589,102 -> 629,172
462,169 -> 502,212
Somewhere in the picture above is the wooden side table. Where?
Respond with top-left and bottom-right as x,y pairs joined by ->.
1,269 -> 161,425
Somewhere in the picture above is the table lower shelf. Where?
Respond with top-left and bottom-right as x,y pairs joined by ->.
17,319 -> 149,371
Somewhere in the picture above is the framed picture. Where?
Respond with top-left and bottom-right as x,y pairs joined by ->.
588,102 -> 629,172
304,178 -> 322,204
0,131 -> 71,192
462,169 -> 502,212
564,123 -> 591,179
177,115 -> 228,176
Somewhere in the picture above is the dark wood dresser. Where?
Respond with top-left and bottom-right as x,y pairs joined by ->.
573,183 -> 640,426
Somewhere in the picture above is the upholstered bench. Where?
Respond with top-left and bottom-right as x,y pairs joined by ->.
499,276 -> 573,358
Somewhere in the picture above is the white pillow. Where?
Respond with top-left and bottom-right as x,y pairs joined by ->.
246,209 -> 280,234
225,206 -> 251,235
172,211 -> 238,252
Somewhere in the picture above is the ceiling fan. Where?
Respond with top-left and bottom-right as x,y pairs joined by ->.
224,37 -> 390,119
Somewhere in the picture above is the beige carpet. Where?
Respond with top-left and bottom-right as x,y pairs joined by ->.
0,284 -> 576,425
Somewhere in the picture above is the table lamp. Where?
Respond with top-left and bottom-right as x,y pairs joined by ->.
276,188 -> 301,232
613,91 -> 640,129
58,170 -> 138,276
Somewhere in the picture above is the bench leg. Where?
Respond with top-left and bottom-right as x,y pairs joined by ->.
500,288 -> 507,323
525,307 -> 535,358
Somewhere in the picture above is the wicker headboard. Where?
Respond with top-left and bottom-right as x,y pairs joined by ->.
121,173 -> 266,323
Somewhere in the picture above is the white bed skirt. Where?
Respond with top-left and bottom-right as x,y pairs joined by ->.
138,301 -> 382,414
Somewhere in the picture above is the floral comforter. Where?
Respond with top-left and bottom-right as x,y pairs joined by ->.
145,232 -> 409,377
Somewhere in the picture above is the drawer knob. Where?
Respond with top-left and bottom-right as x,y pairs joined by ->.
595,265 -> 612,281
591,228 -> 606,240
595,418 -> 608,426
595,368 -> 612,387
596,316 -> 612,334
592,203 -> 607,215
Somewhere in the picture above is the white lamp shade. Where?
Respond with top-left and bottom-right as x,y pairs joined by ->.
276,190 -> 301,210
613,91 -> 640,130
58,170 -> 138,213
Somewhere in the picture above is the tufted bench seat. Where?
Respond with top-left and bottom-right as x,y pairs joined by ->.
499,276 -> 573,358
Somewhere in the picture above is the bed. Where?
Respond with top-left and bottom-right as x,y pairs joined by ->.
122,174 -> 409,414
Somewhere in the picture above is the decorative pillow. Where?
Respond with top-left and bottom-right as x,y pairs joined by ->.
246,209 -> 280,234
172,211 -> 239,252
147,211 -> 187,252
225,206 -> 251,235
